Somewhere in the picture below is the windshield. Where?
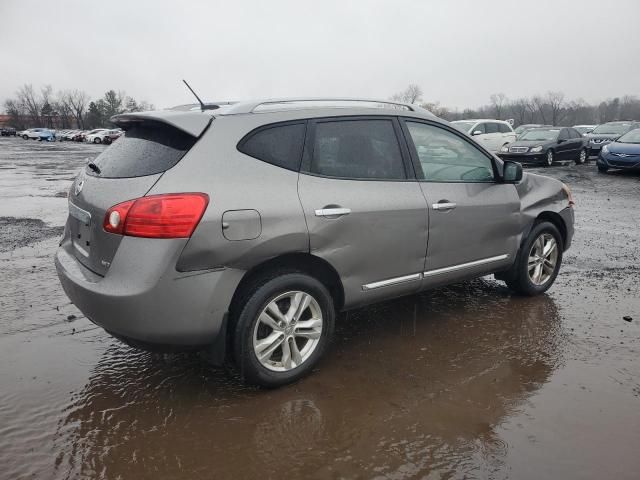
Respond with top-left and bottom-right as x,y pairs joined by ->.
515,125 -> 536,134
617,128 -> 640,144
592,123 -> 632,135
574,126 -> 591,134
452,121 -> 475,132
519,129 -> 559,141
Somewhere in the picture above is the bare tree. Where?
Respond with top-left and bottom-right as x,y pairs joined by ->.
490,93 -> 507,119
508,98 -> 529,126
546,91 -> 565,126
16,84 -> 43,125
391,84 -> 423,104
531,95 -> 548,124
61,89 -> 89,129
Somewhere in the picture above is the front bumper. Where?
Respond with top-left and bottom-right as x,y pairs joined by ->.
597,152 -> 640,170
559,207 -> 574,251
498,152 -> 546,163
55,234 -> 243,348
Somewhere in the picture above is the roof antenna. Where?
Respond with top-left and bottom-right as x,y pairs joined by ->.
182,79 -> 215,111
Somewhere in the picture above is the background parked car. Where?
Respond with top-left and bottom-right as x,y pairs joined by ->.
585,121 -> 640,156
498,127 -> 587,166
451,119 -> 517,153
596,128 -> 640,173
573,124 -> 597,135
81,129 -> 108,143
1,126 -> 17,136
514,124 -> 552,138
86,128 -> 123,144
19,128 -> 48,140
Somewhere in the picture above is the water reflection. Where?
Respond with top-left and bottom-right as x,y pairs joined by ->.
54,280 -> 564,479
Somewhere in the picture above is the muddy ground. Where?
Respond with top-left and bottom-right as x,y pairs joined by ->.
0,136 -> 638,479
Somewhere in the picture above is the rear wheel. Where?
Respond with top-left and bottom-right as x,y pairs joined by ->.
576,148 -> 587,165
545,150 -> 554,167
232,272 -> 335,387
502,221 -> 563,296
93,137 -> 101,144
22,135 -> 28,140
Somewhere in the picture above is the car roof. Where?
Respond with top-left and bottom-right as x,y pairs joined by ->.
452,119 -> 509,123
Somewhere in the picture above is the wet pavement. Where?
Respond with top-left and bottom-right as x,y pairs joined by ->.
0,136 -> 638,479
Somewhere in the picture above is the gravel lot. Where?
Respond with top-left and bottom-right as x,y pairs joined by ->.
0,136 -> 638,479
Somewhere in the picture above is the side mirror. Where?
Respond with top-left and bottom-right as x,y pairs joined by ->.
472,130 -> 483,136
503,161 -> 523,183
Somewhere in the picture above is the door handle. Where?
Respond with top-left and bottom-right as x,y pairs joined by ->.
432,202 -> 457,211
315,207 -> 351,217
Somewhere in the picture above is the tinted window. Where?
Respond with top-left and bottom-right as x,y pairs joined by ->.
310,120 -> 405,179
485,122 -> 499,134
558,129 -> 569,140
88,123 -> 196,178
499,123 -> 512,133
406,122 -> 495,183
238,123 -> 305,171
569,128 -> 581,139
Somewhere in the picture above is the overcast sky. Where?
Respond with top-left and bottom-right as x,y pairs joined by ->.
1,0 -> 639,111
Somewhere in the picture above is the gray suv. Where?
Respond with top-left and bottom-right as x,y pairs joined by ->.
55,98 -> 574,387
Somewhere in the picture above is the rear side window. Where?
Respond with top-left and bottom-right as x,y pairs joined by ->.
238,123 -> 306,171
88,123 -> 196,178
309,119 -> 406,180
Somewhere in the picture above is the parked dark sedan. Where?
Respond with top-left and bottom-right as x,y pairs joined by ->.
596,128 -> 640,173
514,123 -> 552,138
1,126 -> 17,136
498,127 -> 587,166
585,121 -> 640,156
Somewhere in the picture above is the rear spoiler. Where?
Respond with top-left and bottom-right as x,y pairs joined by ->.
111,111 -> 212,137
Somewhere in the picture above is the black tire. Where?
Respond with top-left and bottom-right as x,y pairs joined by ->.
93,137 -> 101,144
544,149 -> 554,167
103,136 -> 112,145
597,164 -> 608,173
502,221 -> 563,296
232,271 -> 335,387
22,135 -> 28,140
575,148 -> 587,165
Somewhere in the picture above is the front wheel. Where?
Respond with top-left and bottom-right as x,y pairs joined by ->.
575,148 -> 587,165
22,135 -> 28,140
502,221 -> 563,296
232,272 -> 335,387
545,150 -> 554,167
597,164 -> 608,173
93,137 -> 101,144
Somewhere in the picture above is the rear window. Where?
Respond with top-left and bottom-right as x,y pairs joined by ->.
87,123 -> 196,178
237,123 -> 306,171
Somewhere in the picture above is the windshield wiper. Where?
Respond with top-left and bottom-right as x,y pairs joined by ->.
87,162 -> 101,175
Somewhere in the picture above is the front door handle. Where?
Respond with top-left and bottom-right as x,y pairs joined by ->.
432,202 -> 457,211
315,207 -> 351,217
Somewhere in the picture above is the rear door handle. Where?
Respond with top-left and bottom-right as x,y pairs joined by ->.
315,207 -> 351,217
432,202 -> 457,211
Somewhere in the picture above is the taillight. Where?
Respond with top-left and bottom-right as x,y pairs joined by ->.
103,193 -> 209,238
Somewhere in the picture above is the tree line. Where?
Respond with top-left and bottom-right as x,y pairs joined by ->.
3,84 -> 154,130
391,85 -> 640,126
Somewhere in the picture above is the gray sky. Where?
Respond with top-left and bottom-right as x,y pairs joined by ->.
1,0 -> 639,111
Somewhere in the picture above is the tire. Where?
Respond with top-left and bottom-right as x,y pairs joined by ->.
575,148 -> 587,165
103,137 -> 112,145
597,164 -> 608,173
545,150 -> 554,167
22,135 -> 28,140
93,137 -> 101,144
502,221 -> 563,296
232,271 -> 335,387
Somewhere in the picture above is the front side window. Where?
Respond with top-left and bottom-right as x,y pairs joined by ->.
406,122 -> 495,183
238,123 -> 306,171
485,122 -> 499,134
558,129 -> 569,140
499,123 -> 512,133
310,120 -> 406,180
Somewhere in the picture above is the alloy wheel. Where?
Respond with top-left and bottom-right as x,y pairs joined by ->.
578,149 -> 586,164
252,291 -> 323,372
527,233 -> 558,286
546,150 -> 554,166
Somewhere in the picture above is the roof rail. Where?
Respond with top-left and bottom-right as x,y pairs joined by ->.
221,98 -> 435,116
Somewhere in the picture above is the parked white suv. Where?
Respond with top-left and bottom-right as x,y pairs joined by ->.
451,119 -> 517,153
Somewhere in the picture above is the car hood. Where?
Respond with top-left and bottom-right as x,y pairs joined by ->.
508,140 -> 554,148
586,133 -> 621,140
605,142 -> 640,155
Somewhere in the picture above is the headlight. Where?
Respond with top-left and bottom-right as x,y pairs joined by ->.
530,146 -> 543,153
500,145 -> 509,152
602,144 -> 609,154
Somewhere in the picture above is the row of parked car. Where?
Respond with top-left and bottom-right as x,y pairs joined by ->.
449,119 -> 640,169
0,126 -> 123,144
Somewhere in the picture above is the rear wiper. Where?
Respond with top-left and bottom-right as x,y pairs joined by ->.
87,162 -> 101,175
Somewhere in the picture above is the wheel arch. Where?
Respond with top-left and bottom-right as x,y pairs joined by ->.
533,211 -> 567,249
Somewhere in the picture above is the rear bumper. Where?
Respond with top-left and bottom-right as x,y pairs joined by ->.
55,235 -> 243,348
